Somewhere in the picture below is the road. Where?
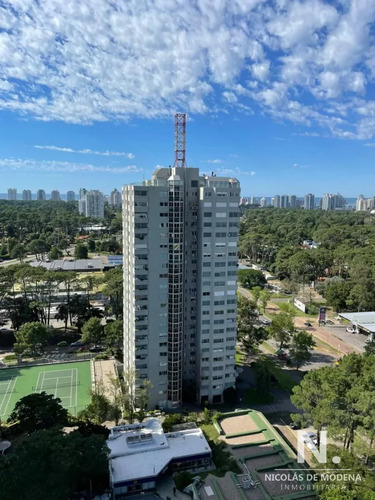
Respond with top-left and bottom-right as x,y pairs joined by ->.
238,285 -> 362,361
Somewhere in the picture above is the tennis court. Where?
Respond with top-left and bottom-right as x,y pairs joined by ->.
0,361 -> 92,419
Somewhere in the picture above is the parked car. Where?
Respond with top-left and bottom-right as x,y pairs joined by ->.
346,327 -> 357,333
304,322 -> 312,327
57,341 -> 68,347
261,318 -> 271,325
302,432 -> 318,445
289,422 -> 300,430
70,340 -> 85,347
77,346 -> 88,352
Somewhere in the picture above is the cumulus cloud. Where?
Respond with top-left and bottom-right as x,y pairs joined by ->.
34,145 -> 134,158
0,157 -> 142,174
216,167 -> 256,176
0,1 -> 374,138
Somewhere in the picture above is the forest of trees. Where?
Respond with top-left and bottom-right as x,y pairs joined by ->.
0,200 -> 122,261
240,208 -> 375,312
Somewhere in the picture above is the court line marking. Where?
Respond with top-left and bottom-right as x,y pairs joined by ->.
0,376 -> 17,417
73,368 -> 78,407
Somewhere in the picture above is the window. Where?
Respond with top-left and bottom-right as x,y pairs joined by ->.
216,212 -> 226,218
203,232 -> 212,237
135,190 -> 147,196
204,202 -> 212,207
191,180 -> 198,187
204,212 -> 212,217
204,222 -> 212,227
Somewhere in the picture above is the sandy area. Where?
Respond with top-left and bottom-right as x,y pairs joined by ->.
92,359 -> 118,401
244,454 -> 282,470
221,432 -> 266,446
220,414 -> 259,435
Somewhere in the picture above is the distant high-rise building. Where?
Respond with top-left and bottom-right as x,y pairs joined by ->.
260,197 -> 267,207
37,189 -> 46,201
322,193 -> 337,211
250,196 -> 258,205
7,188 -> 17,201
240,197 -> 248,205
22,189 -> 32,201
304,193 -> 315,210
356,195 -> 366,212
288,195 -> 297,208
123,167 -> 240,408
273,195 -> 281,208
67,191 -> 75,202
51,190 -> 60,201
280,195 -> 288,208
109,188 -> 122,207
335,193 -> 346,209
84,190 -> 104,218
78,188 -> 87,215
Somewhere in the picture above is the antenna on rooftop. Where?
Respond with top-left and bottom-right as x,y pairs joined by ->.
173,113 -> 187,168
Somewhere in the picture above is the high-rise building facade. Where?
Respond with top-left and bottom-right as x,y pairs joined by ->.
260,197 -> 267,207
37,189 -> 46,201
109,188 -> 122,207
273,195 -> 281,208
7,188 -> 17,200
83,190 -> 104,218
280,195 -> 289,208
51,190 -> 60,201
322,193 -> 337,211
288,195 -> 297,208
67,191 -> 75,202
304,193 -> 315,210
22,189 -> 32,201
123,166 -> 240,408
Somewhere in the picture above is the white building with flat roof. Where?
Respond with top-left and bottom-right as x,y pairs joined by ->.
108,419 -> 211,497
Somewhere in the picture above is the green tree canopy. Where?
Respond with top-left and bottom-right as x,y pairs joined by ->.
8,392 -> 68,433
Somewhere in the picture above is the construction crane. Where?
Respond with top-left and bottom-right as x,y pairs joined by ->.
173,113 -> 187,168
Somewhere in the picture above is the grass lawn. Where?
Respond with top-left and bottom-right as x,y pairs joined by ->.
243,388 -> 275,405
262,358 -> 298,392
235,349 -> 245,366
261,341 -> 277,354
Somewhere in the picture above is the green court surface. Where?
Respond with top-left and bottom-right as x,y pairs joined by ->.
0,361 -> 92,419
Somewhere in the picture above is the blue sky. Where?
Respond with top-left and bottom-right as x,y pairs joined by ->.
1,0 -> 375,197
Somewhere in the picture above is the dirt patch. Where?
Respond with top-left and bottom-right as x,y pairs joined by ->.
220,415 -> 259,434
221,432 -> 266,446
230,443 -> 274,461
244,453 -> 282,471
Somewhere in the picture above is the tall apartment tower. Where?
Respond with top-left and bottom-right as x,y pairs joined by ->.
67,191 -> 76,202
37,189 -> 46,201
304,193 -> 315,210
51,190 -> 60,201
85,190 -> 105,218
109,188 -> 122,207
123,167 -> 240,409
22,189 -> 32,201
78,188 -> 87,215
322,193 -> 337,211
7,188 -> 17,200
288,195 -> 297,208
273,195 -> 281,208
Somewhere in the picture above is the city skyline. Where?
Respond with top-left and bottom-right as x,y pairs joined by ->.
0,2 -> 375,195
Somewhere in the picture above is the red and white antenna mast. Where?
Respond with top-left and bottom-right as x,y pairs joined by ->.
173,113 -> 186,168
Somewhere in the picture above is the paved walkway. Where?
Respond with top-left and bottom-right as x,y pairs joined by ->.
93,359 -> 118,400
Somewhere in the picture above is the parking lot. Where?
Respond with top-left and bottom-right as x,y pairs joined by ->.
322,324 -> 368,351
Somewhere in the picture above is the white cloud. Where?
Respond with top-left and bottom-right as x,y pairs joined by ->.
292,162 -> 309,168
205,159 -> 223,164
0,1 -> 374,138
34,145 -> 134,158
0,157 -> 142,174
216,167 -> 256,176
